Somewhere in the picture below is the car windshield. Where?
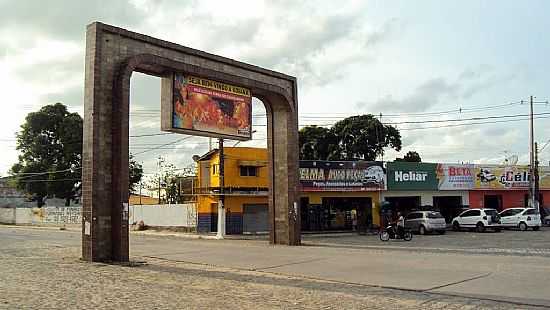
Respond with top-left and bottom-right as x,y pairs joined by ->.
484,209 -> 498,216
427,212 -> 443,219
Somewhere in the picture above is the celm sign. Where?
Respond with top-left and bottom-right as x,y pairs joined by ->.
387,162 -> 438,190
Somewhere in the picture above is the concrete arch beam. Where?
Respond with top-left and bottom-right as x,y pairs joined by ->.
83,22 -> 300,262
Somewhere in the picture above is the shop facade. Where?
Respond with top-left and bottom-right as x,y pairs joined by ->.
470,165 -> 550,213
195,147 -> 550,234
299,160 -> 385,231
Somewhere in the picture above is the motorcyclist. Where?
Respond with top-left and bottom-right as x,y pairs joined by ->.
395,212 -> 405,238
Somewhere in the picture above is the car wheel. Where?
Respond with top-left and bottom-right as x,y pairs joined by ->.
519,222 -> 528,231
419,225 -> 426,235
533,226 -> 540,231
476,222 -> 485,233
452,222 -> 460,231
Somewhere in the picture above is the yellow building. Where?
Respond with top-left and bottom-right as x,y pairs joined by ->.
196,147 -> 269,233
196,147 -> 382,234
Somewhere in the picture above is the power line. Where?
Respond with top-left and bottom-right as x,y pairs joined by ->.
132,136 -> 194,156
398,115 -> 550,131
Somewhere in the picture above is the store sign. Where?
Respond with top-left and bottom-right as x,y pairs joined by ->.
299,161 -> 385,191
162,73 -> 252,140
474,165 -> 533,189
436,164 -> 474,190
386,162 -> 438,190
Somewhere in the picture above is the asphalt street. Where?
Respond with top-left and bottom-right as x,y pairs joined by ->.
2,225 -> 550,308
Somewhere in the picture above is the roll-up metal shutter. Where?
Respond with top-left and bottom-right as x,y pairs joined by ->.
243,204 -> 268,234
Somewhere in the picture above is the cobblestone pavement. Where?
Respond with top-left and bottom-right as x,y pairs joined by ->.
0,227 -> 544,309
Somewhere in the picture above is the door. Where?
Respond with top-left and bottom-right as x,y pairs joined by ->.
243,204 -> 269,234
500,208 -> 522,227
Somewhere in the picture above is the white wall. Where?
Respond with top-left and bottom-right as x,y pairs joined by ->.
0,207 -> 15,224
129,204 -> 196,227
0,206 -> 82,225
381,191 -> 469,206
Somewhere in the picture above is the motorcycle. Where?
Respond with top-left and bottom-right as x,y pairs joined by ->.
379,225 -> 413,241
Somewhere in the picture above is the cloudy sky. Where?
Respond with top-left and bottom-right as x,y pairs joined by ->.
1,0 -> 550,179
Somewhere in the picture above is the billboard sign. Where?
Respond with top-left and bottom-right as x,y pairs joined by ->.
162,74 -> 252,140
474,165 -> 532,189
436,164 -> 474,190
299,161 -> 385,191
386,162 -> 438,190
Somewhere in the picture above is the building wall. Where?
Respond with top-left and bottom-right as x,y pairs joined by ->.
197,194 -> 268,233
381,191 -> 470,206
198,147 -> 269,189
469,190 -> 550,209
129,204 -> 196,228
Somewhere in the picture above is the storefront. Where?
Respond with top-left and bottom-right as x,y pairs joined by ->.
299,160 -> 385,232
470,165 -> 550,212
384,162 -> 470,223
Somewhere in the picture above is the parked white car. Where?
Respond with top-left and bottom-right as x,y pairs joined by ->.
452,208 -> 501,232
499,208 -> 541,231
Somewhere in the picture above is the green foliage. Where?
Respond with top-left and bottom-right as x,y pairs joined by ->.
11,103 -> 145,204
299,126 -> 340,161
11,103 -> 82,205
129,154 -> 143,193
299,114 -> 402,161
396,151 -> 422,162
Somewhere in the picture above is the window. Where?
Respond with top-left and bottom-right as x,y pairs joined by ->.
501,209 -> 522,217
427,212 -> 443,219
499,209 -> 513,217
240,166 -> 257,177
406,212 -> 419,220
212,164 -> 219,175
524,209 -> 537,215
461,210 -> 480,217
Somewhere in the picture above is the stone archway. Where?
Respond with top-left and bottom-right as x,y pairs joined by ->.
82,22 -> 300,262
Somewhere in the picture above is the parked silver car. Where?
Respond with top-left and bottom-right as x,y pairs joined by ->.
404,211 -> 447,235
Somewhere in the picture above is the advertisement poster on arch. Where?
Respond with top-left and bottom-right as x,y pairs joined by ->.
168,74 -> 252,140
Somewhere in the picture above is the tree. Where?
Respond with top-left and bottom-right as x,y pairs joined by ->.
299,126 -> 340,160
11,103 -> 144,205
396,151 -> 422,162
11,103 -> 82,206
299,114 -> 402,161
332,115 -> 401,161
145,162 -> 178,203
129,154 -> 143,193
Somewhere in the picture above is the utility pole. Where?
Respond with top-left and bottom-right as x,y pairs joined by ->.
528,96 -> 539,210
535,142 -> 540,213
139,182 -> 142,205
157,156 -> 164,204
216,138 -> 226,239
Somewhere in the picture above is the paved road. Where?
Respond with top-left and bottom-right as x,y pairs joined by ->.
303,227 -> 550,257
1,225 -> 550,309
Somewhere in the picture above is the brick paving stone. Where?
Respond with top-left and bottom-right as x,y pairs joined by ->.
0,239 -> 538,310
